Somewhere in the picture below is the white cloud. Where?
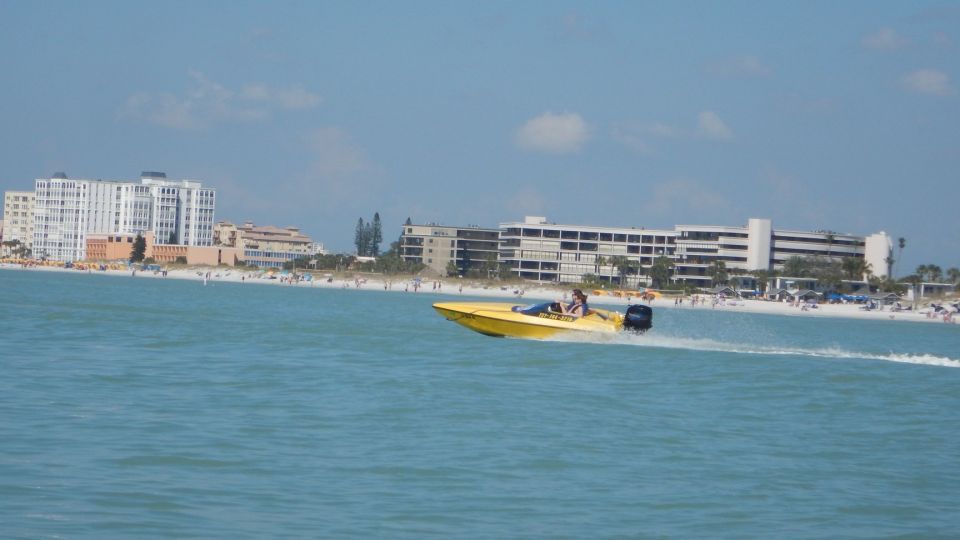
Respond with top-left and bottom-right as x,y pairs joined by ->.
514,112 -> 589,154
902,69 -> 954,96
120,71 -> 321,130
862,28 -> 907,50
708,55 -> 771,77
696,111 -> 734,141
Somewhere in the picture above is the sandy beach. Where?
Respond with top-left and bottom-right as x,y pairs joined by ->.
3,263 -> 958,326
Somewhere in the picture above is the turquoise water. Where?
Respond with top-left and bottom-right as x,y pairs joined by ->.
2,269 -> 959,538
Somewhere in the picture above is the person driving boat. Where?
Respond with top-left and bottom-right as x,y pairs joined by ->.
560,289 -> 589,318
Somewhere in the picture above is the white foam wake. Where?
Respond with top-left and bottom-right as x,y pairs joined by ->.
555,333 -> 960,368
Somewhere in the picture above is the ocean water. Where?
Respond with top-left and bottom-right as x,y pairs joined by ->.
2,269 -> 959,539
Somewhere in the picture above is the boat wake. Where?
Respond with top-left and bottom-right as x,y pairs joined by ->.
556,333 -> 960,368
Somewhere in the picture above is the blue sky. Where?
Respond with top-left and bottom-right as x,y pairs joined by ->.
1,1 -> 957,273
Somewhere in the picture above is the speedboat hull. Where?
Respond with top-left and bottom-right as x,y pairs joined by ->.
433,301 -> 651,339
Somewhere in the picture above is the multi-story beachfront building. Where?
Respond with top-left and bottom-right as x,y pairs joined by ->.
497,216 -> 675,285
31,171 -> 216,262
496,216 -> 892,288
672,219 -> 893,287
399,223 -> 501,277
2,190 -> 35,251
214,221 -> 320,268
140,172 -> 216,247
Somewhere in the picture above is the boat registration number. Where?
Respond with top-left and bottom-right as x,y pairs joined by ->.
537,312 -> 575,322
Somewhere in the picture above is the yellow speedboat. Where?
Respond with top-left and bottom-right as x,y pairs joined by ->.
433,301 -> 652,339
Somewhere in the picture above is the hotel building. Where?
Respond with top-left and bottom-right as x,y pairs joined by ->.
140,172 -> 216,247
496,216 -> 891,288
213,221 -> 321,268
497,216 -> 674,286
32,172 -> 216,262
672,219 -> 892,287
2,190 -> 35,250
399,223 -> 501,277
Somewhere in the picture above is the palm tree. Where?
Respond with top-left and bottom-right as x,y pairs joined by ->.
896,237 -> 906,277
751,269 -> 777,295
929,264 -> 943,283
2,239 -> 20,258
708,260 -> 729,287
608,255 -> 639,288
649,256 -> 674,289
842,257 -> 872,280
947,267 -> 960,285
825,233 -> 835,260
783,256 -> 810,278
915,264 -> 929,282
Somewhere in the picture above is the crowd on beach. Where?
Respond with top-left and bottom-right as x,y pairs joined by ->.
3,260 -> 958,326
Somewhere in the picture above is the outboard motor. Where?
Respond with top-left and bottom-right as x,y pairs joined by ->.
623,304 -> 653,333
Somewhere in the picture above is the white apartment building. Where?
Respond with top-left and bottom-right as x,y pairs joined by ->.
673,218 -> 892,287
2,190 -> 35,249
500,216 -> 892,288
140,172 -> 216,246
32,171 -> 216,262
498,216 -> 675,285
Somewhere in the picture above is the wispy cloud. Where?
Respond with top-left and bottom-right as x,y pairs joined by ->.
240,83 -> 321,109
708,55 -> 771,77
303,127 -> 370,178
504,186 -> 548,216
556,11 -> 610,41
695,111 -> 734,141
862,28 -> 907,50
902,69 -> 954,96
613,112 -> 732,154
932,31 -> 952,47
514,112 -> 590,154
263,126 -> 383,218
119,71 -> 321,130
642,178 -> 732,221
611,122 -> 683,155
611,127 -> 655,155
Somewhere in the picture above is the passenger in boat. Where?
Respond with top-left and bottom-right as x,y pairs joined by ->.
561,289 -> 589,318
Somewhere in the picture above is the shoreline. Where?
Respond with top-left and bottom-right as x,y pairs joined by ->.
3,263 -> 958,326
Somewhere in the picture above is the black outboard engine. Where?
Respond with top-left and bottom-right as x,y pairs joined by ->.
623,304 -> 653,333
